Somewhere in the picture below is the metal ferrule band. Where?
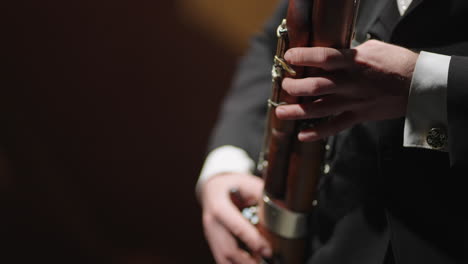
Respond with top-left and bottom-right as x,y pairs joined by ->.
259,193 -> 309,239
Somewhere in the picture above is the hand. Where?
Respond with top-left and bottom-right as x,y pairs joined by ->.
276,39 -> 419,141
200,173 -> 272,264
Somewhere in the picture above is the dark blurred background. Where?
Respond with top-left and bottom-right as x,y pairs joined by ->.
0,0 -> 276,263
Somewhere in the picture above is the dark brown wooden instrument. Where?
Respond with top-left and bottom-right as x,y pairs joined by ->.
256,0 -> 360,263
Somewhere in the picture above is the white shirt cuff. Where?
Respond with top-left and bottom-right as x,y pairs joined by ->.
404,51 -> 451,151
196,145 -> 255,195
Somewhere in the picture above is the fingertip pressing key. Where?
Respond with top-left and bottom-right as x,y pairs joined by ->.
275,107 -> 286,118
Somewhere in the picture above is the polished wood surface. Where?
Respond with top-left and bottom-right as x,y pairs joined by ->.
260,0 -> 359,263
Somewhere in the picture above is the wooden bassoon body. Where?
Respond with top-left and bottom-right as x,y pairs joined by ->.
256,0 -> 360,263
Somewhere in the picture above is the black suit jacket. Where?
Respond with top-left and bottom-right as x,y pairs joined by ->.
207,0 -> 468,263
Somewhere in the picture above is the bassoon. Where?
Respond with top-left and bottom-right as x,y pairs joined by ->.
252,0 -> 360,263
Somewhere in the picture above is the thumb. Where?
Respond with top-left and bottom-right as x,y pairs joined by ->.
235,174 -> 264,206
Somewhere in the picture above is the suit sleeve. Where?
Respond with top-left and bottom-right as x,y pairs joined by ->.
447,56 -> 468,165
206,1 -> 288,161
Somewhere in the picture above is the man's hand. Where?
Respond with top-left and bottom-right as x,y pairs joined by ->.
200,173 -> 272,264
276,39 -> 419,141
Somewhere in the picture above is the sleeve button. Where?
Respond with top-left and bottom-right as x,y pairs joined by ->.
426,127 -> 447,149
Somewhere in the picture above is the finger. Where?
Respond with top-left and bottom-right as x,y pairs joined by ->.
203,214 -> 242,264
282,77 -> 339,97
215,202 -> 271,257
234,174 -> 264,206
276,96 -> 362,120
284,47 -> 355,70
298,111 -> 360,141
227,249 -> 258,264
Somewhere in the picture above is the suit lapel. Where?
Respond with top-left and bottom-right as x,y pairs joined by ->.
364,0 -> 400,42
365,0 -> 426,42
354,0 -> 392,44
403,0 -> 425,17
356,0 -> 427,44
391,0 -> 425,38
